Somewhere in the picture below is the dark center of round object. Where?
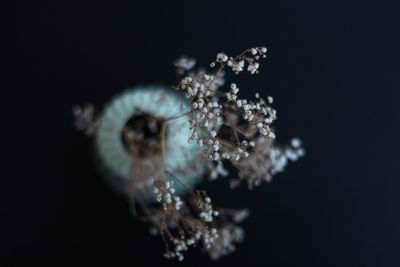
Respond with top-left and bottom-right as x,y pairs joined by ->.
121,114 -> 164,158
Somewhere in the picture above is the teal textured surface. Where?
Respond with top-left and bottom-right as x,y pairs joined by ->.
95,85 -> 205,200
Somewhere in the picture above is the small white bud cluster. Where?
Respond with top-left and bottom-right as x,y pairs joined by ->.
203,138 -> 223,161
210,47 -> 267,75
229,136 -> 305,189
217,141 -> 252,166
232,209 -> 250,223
177,71 -> 225,161
226,88 -> 277,138
153,180 -> 183,210
270,138 -> 305,175
173,55 -> 196,74
207,225 -> 245,260
199,196 -> 219,222
229,59 -> 245,73
247,62 -> 259,74
202,227 -> 219,249
208,163 -> 229,180
163,227 -> 219,261
164,237 -> 193,261
216,52 -> 229,63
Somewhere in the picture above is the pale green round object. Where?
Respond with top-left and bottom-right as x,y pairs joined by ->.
95,85 -> 205,201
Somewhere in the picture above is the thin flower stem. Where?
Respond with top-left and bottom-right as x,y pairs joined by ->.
204,65 -> 224,91
167,170 -> 195,196
160,122 -> 168,173
224,123 -> 251,139
165,111 -> 191,122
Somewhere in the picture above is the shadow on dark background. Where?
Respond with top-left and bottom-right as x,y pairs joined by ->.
10,0 -> 400,266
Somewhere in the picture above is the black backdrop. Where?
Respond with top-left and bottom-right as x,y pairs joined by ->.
11,0 -> 400,266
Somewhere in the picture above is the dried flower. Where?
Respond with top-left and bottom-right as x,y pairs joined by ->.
174,55 -> 197,74
73,46 -> 304,262
72,104 -> 97,136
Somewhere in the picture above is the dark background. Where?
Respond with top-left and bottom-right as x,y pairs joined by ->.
11,0 -> 400,266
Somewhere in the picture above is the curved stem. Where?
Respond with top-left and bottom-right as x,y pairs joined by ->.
160,121 -> 168,174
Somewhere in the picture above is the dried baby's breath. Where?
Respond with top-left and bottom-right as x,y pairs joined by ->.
73,46 -> 304,262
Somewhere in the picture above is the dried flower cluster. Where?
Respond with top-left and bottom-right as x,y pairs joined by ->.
229,137 -> 305,189
72,104 -> 97,136
137,179 -> 249,261
174,47 -> 302,188
73,46 -> 304,262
